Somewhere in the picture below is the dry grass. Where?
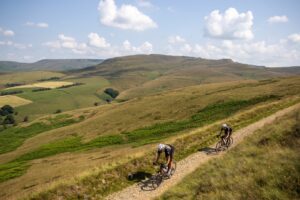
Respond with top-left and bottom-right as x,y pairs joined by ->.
0,95 -> 32,107
5,81 -> 74,90
0,71 -> 65,85
158,107 -> 300,200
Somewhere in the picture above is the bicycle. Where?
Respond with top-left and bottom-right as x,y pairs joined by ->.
141,161 -> 176,190
215,135 -> 233,152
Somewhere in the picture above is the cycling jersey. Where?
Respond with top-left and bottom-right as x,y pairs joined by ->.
221,126 -> 232,136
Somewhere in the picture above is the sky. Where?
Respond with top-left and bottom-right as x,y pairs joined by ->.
0,0 -> 300,67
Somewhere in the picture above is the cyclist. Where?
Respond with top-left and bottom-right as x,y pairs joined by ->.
153,144 -> 175,176
218,123 -> 232,146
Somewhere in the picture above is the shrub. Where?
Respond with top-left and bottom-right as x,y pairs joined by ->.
104,88 -> 119,99
23,116 -> 29,122
3,114 -> 15,125
55,109 -> 62,114
0,90 -> 23,96
0,105 -> 14,116
94,102 -> 99,106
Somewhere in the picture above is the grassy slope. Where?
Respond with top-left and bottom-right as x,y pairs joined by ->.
0,77 -> 298,199
0,71 -> 65,85
158,107 -> 300,200
28,94 -> 299,199
14,77 -> 109,119
74,54 -> 289,100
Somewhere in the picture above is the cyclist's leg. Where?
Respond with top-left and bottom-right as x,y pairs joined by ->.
221,135 -> 226,145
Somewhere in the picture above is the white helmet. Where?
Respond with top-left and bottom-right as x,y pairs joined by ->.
222,123 -> 228,128
157,144 -> 165,152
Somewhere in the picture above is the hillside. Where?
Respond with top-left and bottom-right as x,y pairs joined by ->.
73,54 -> 300,99
0,76 -> 299,199
0,59 -> 103,72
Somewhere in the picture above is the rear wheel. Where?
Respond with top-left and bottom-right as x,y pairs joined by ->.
151,175 -> 162,189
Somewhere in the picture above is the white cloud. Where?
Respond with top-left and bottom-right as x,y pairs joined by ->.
288,33 -> 300,43
25,21 -> 49,28
168,35 -> 186,44
166,34 -> 300,67
0,40 -> 32,49
204,7 -> 254,40
88,32 -> 110,48
43,34 -> 90,55
122,40 -> 153,54
268,15 -> 288,23
0,27 -> 15,36
98,0 -> 157,31
43,41 -> 61,49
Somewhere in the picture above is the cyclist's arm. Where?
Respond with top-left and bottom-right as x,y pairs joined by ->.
154,151 -> 161,164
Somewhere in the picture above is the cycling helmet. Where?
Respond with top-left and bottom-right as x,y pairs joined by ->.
157,144 -> 165,152
222,123 -> 228,128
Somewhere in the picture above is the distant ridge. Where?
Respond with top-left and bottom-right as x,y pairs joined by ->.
0,59 -> 103,72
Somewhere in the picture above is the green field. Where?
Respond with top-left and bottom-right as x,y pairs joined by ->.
13,77 -> 110,119
158,107 -> 300,200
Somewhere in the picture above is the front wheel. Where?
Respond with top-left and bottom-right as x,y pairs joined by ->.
226,137 -> 233,148
170,161 -> 177,176
215,141 -> 222,152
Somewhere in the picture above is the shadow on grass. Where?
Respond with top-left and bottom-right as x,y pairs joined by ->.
198,147 -> 217,155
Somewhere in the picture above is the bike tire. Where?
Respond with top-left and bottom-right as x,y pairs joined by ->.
215,141 -> 222,152
151,175 -> 162,189
226,137 -> 233,148
170,161 -> 177,176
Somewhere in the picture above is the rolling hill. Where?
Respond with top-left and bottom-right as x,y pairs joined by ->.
0,59 -> 103,72
72,54 -> 300,99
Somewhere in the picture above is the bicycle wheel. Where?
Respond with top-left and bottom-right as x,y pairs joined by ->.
226,137 -> 233,148
215,141 -> 222,152
170,161 -> 177,176
151,175 -> 162,189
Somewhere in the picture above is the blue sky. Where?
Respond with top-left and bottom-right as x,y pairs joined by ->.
0,0 -> 299,66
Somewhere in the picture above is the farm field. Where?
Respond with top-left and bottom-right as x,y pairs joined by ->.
4,81 -> 74,89
0,95 -> 32,107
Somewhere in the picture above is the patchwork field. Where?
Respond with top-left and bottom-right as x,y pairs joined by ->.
0,95 -> 32,107
5,81 -> 74,90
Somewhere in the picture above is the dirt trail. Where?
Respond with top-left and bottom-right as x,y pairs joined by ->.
106,103 -> 300,200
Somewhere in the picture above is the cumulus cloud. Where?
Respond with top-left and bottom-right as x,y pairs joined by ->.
288,33 -> 300,43
88,32 -> 110,48
166,33 -> 300,67
204,7 -> 254,40
0,40 -> 32,49
168,35 -> 186,44
122,40 -> 153,54
25,22 -> 49,28
268,15 -> 288,23
0,27 -> 15,36
43,34 -> 89,54
98,0 -> 157,31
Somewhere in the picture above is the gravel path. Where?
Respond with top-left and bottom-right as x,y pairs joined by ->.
106,103 -> 300,200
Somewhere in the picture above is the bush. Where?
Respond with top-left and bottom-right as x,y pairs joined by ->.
32,88 -> 51,92
104,88 -> 119,99
0,90 -> 23,96
55,109 -> 62,114
94,102 -> 99,106
3,114 -> 15,125
0,105 -> 14,116
23,116 -> 29,122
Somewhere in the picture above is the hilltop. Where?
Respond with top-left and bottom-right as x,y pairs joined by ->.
0,59 -> 103,72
